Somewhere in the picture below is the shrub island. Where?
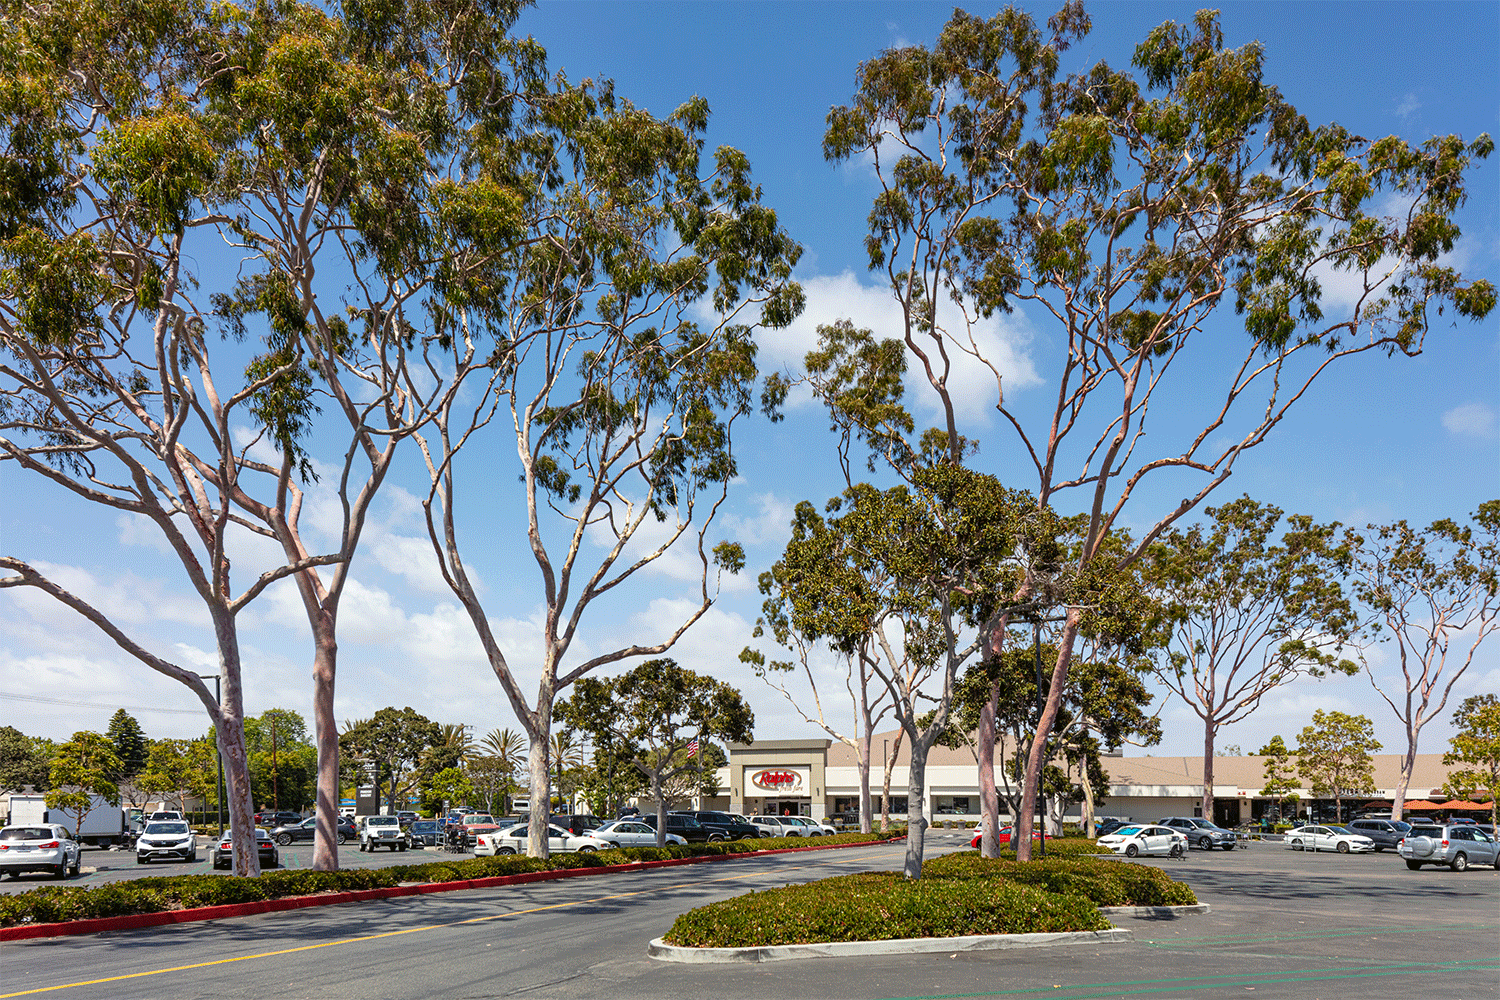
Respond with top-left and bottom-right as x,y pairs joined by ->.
0,832 -> 885,929
663,848 -> 1198,948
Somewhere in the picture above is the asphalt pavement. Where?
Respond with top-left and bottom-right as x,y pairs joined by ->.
2,831 -> 1496,999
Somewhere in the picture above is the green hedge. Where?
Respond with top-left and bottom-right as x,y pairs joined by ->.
662,853 -> 1197,948
664,871 -> 1109,947
0,832 -> 891,928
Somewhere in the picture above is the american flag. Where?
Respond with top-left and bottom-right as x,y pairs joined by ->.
686,738 -> 699,758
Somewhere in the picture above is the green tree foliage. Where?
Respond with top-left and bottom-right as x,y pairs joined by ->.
820,2 -> 1494,861
105,710 -> 149,782
46,731 -> 121,829
1296,710 -> 1380,822
1443,694 -> 1500,831
137,738 -> 217,817
461,756 -> 515,816
1256,735 -> 1300,822
746,465 -> 1029,876
339,708 -> 441,814
409,40 -> 804,853
0,726 -> 52,793
1348,502 -> 1500,821
556,660 -> 753,847
1144,497 -> 1358,820
427,767 -> 475,815
245,710 -> 316,811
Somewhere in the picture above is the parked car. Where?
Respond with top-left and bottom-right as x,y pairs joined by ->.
212,827 -> 279,869
1345,818 -> 1412,851
678,810 -> 761,840
137,820 -> 197,864
457,813 -> 502,845
358,815 -> 408,852
1159,817 -> 1238,851
641,813 -> 711,843
0,824 -> 81,879
968,826 -> 1043,849
552,814 -> 603,837
408,819 -> 440,847
1399,823 -> 1500,871
1285,825 -> 1375,854
270,816 -> 356,846
780,816 -> 833,837
475,824 -> 608,855
1093,818 -> 1131,838
394,810 -> 419,828
591,819 -> 687,848
1097,824 -> 1188,858
147,810 -> 184,822
748,815 -> 805,838
254,810 -> 303,830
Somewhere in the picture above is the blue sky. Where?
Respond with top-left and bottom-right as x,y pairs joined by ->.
3,1 -> 1497,770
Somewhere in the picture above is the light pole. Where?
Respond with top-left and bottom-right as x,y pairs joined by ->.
196,674 -> 225,833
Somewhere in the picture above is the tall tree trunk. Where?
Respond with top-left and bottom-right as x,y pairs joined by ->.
1016,608 -> 1081,862
857,735 -> 873,835
880,729 -> 904,833
652,767 -> 668,848
1201,718 -> 1216,823
1080,757 -> 1097,837
1391,722 -> 1419,823
902,738 -> 930,879
311,624 -> 339,870
214,640 -> 260,876
979,685 -> 1000,857
526,720 -> 552,858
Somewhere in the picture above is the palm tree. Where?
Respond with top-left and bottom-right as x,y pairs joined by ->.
481,728 -> 525,813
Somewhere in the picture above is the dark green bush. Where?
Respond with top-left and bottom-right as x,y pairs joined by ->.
664,871 -> 1108,947
921,851 -> 1198,907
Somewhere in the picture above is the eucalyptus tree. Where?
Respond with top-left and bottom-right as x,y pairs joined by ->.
821,4 -> 1494,858
0,0 -> 540,871
339,707 -> 440,815
1443,696 -> 1500,831
413,78 -> 803,856
1143,497 -> 1359,820
1295,710 -> 1380,823
47,732 -> 121,830
1347,503 -> 1500,821
555,659 -> 753,847
750,466 -> 1025,876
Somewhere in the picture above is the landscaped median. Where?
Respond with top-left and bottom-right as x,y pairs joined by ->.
651,849 -> 1201,962
0,832 -> 894,939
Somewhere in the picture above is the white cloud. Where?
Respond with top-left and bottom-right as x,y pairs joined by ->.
1441,402 -> 1497,438
1395,93 -> 1420,118
757,271 -> 1040,428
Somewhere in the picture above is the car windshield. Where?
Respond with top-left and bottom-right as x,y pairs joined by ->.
1115,826 -> 1146,836
464,815 -> 494,824
145,822 -> 189,835
414,821 -> 437,832
367,817 -> 398,827
0,827 -> 52,841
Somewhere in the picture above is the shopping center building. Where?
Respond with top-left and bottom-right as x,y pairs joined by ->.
700,729 -> 1462,828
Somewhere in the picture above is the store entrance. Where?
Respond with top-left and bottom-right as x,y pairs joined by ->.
765,799 -> 809,817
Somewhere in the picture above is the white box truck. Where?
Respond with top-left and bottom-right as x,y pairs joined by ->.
8,793 -> 130,847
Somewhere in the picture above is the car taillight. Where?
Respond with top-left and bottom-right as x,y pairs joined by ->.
1441,839 -> 1449,847
220,841 -> 232,849
40,841 -> 59,849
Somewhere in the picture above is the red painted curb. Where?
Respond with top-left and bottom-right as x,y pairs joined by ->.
0,837 -> 903,942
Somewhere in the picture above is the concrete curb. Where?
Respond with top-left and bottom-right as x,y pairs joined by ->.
0,837 -> 901,942
1098,903 -> 1210,918
648,928 -> 1133,963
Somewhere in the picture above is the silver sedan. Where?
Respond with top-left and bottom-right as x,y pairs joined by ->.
590,820 -> 686,848
1286,825 -> 1375,853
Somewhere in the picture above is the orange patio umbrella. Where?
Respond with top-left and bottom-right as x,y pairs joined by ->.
1402,800 -> 1441,810
1434,799 -> 1489,811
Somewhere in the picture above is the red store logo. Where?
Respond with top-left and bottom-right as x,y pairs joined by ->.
751,769 -> 802,791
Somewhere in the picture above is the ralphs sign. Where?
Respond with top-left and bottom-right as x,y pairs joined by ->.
748,767 -> 807,794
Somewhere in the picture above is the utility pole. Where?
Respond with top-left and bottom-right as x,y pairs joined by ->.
196,673 -> 224,832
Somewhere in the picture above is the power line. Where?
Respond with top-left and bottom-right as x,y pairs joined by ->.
0,692 -> 204,715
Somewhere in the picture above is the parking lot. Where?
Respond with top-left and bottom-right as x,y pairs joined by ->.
0,835 -> 456,894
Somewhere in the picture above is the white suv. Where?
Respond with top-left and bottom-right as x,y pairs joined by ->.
359,815 -> 408,852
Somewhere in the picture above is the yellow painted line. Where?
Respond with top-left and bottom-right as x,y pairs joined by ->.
2,849 -> 906,998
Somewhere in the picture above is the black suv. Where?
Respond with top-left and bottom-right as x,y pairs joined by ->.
270,816 -> 357,846
1345,818 -> 1411,851
552,814 -> 604,836
677,810 -> 760,841
641,813 -> 711,842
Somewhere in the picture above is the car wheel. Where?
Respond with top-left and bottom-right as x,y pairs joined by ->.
70,856 -> 81,876
1170,843 -> 1185,859
708,834 -> 725,843
1336,842 -> 1349,854
188,850 -> 197,863
398,842 -> 407,852
1290,839 -> 1303,851
358,841 -> 366,852
1405,860 -> 1422,870
337,833 -> 348,845
277,834 -> 293,846
498,847 -> 515,855
54,860 -> 68,879
137,856 -> 146,865
1198,835 -> 1211,851
579,845 -> 597,853
1450,852 -> 1468,872
1124,843 -> 1139,858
